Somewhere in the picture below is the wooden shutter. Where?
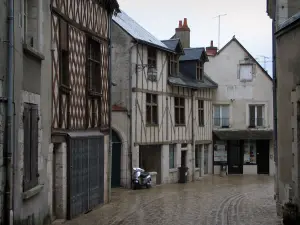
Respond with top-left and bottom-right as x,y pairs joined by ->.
60,19 -> 68,51
23,104 -> 31,191
30,104 -> 39,188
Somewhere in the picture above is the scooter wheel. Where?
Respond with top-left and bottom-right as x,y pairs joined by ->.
146,183 -> 151,189
132,183 -> 136,190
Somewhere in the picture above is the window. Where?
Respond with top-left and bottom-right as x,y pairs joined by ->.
213,105 -> 230,127
239,64 -> 253,81
195,145 -> 202,168
169,144 -> 176,169
60,19 -> 69,87
147,46 -> 157,81
168,54 -> 178,75
249,105 -> 264,127
292,128 -> 294,142
88,38 -> 102,94
23,0 -> 39,49
196,61 -> 204,81
174,97 -> 185,125
146,93 -> 158,125
23,103 -> 39,191
243,140 -> 256,164
198,100 -> 204,126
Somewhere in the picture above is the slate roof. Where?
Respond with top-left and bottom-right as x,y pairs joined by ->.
168,72 -> 218,89
213,130 -> 273,140
112,10 -> 173,53
179,48 -> 206,61
161,39 -> 180,51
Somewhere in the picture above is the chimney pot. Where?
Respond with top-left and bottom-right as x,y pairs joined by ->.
179,20 -> 182,28
211,40 -> 213,47
183,18 -> 188,27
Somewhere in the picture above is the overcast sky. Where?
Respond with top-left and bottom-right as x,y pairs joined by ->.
117,0 -> 273,76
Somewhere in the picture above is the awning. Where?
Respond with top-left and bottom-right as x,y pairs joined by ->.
213,130 -> 273,140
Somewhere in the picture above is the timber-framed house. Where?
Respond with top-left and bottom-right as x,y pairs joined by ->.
110,12 -> 218,188
50,0 -> 119,220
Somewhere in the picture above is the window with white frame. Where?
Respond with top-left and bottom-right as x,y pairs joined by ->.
213,105 -> 230,127
249,105 -> 264,127
239,64 -> 253,81
23,0 -> 39,49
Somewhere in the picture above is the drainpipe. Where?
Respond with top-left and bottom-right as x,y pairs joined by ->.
191,90 -> 196,181
108,12 -> 113,202
128,41 -> 138,189
271,0 -> 279,208
5,0 -> 14,224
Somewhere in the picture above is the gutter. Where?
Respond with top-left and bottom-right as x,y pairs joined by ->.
191,90 -> 196,181
271,0 -> 279,207
4,0 -> 14,224
108,12 -> 113,202
128,41 -> 138,189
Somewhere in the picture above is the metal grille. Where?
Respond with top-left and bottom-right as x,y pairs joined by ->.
68,136 -> 104,219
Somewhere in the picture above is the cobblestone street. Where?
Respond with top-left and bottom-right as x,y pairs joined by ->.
61,175 -> 281,225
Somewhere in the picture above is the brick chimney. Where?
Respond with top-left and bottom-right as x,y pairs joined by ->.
206,40 -> 218,56
175,18 -> 190,48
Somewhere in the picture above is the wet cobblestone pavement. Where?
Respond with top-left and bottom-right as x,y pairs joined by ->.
62,175 -> 281,225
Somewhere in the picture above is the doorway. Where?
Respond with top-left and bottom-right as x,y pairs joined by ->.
181,150 -> 187,167
111,130 -> 122,188
204,145 -> 209,175
256,140 -> 270,174
228,140 -> 243,174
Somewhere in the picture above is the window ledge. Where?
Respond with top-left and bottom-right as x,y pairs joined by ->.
175,124 -> 186,127
169,168 -> 178,173
23,44 -> 45,61
195,168 -> 200,171
22,184 -> 44,200
146,124 -> 159,127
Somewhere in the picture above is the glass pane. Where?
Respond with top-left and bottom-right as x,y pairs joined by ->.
169,145 -> 175,168
222,106 -> 229,126
152,106 -> 158,124
257,105 -> 263,126
249,105 -> 256,126
146,105 -> 151,124
213,106 -> 220,126
180,108 -> 185,124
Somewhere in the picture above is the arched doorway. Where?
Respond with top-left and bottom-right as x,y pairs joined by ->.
111,129 -> 122,187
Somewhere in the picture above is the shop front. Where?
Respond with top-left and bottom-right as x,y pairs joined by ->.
213,130 -> 273,175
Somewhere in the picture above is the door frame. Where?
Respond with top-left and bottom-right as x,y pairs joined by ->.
227,140 -> 243,174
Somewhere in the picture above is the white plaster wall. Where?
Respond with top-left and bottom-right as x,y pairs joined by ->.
205,40 -> 273,130
112,111 -> 131,188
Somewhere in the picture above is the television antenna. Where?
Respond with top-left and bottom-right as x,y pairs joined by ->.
213,14 -> 227,50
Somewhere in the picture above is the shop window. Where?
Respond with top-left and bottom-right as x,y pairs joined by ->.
169,144 -> 176,169
244,140 -> 256,164
213,140 -> 227,164
195,145 -> 202,168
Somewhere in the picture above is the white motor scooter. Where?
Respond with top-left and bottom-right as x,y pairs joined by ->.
132,167 -> 151,190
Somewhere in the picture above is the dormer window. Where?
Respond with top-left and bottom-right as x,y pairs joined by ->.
196,61 -> 204,81
168,54 -> 178,75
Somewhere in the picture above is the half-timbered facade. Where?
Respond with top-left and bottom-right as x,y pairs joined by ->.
50,0 -> 119,220
111,12 -> 217,188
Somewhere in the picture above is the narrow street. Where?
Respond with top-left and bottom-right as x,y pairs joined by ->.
61,175 -> 281,225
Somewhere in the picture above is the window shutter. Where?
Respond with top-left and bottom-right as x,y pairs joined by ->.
30,105 -> 39,188
60,19 -> 68,51
23,104 -> 31,191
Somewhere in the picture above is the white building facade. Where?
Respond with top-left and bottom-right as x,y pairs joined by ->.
111,13 -> 217,187
204,37 -> 275,176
